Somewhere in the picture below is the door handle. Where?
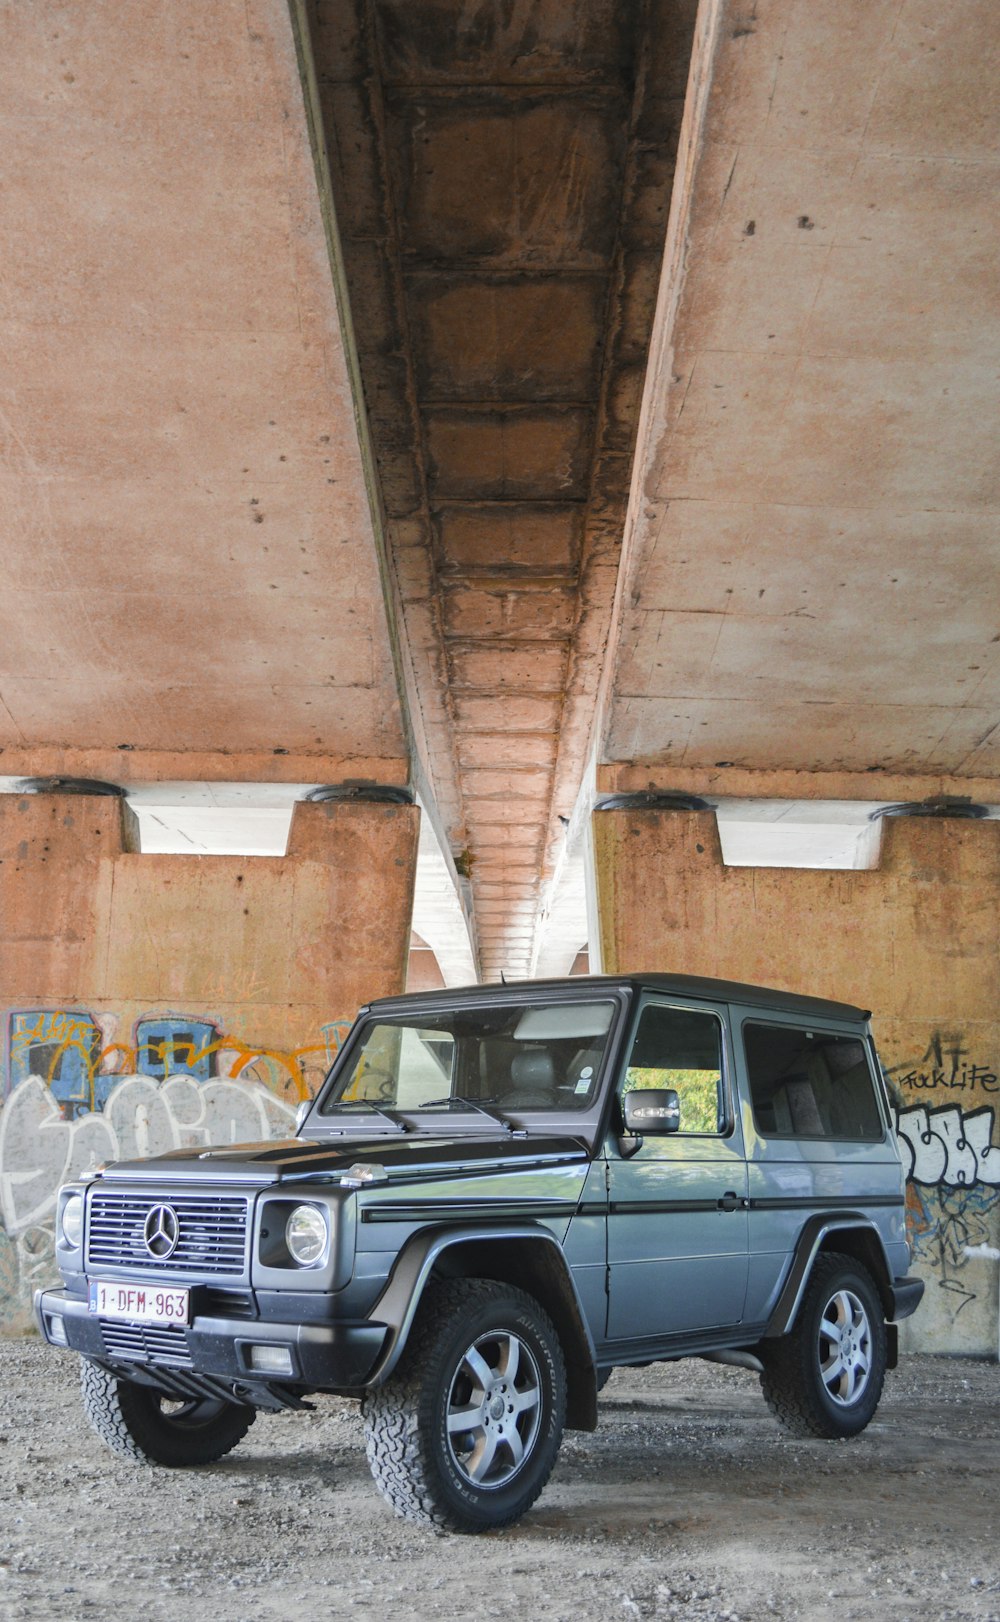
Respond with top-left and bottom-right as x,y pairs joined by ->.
717,1191 -> 741,1212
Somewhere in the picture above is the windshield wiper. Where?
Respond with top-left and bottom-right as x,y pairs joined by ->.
418,1096 -> 514,1134
323,1100 -> 408,1133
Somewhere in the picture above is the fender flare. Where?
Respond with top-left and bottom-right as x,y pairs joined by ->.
364,1222 -> 600,1429
763,1213 -> 894,1339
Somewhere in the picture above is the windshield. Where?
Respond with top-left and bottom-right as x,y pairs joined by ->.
318,999 -> 617,1122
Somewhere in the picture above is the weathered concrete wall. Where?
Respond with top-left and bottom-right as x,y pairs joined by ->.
594,809 -> 1000,1355
0,792 -> 418,1327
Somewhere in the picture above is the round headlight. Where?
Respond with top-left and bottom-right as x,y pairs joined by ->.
285,1205 -> 328,1267
61,1195 -> 84,1249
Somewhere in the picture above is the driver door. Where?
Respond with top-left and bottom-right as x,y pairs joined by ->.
606,997 -> 749,1341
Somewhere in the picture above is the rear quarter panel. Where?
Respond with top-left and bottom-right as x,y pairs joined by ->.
729,1004 -> 909,1325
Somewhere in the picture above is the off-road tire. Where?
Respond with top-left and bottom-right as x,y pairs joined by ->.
759,1252 -> 887,1439
81,1359 -> 255,1466
362,1278 -> 566,1533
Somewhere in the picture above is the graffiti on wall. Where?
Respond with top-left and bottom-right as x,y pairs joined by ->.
894,1104 -> 1000,1187
889,1030 -> 998,1099
0,1007 -> 354,1326
888,1032 -> 1000,1325
6,1007 -> 354,1114
902,1181 -> 1000,1317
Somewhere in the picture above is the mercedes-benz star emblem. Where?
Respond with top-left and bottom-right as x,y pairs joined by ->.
143,1204 -> 180,1259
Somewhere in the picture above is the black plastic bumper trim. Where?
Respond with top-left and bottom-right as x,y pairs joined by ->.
890,1276 -> 925,1322
35,1287 -> 387,1390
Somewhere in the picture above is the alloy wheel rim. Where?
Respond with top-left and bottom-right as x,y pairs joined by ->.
818,1287 -> 872,1407
445,1329 -> 542,1489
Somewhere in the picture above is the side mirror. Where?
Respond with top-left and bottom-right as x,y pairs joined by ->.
623,1088 -> 680,1136
295,1100 -> 311,1134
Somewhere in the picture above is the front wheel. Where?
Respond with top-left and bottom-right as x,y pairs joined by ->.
362,1278 -> 566,1532
81,1359 -> 255,1466
759,1252 -> 887,1439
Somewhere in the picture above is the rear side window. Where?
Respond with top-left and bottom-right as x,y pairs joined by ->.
743,1024 -> 883,1142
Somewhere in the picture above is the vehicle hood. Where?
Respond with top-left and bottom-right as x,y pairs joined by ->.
98,1133 -> 591,1185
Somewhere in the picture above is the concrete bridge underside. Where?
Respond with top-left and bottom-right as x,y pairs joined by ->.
2,0 -> 995,977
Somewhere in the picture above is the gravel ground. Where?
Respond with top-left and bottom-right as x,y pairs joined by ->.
0,1337 -> 997,1622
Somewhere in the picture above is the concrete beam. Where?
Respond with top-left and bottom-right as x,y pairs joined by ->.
597,765 -> 1000,805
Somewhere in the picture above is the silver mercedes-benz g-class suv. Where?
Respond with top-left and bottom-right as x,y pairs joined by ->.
37,974 -> 922,1532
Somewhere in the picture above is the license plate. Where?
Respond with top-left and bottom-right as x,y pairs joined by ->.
89,1281 -> 190,1326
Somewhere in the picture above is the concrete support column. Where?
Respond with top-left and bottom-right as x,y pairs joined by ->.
593,806 -> 1000,1355
0,792 -> 139,1005
0,791 -> 419,1327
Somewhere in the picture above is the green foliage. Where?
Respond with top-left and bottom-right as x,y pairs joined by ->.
622,1068 -> 720,1135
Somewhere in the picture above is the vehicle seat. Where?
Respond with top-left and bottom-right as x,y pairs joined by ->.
508,1049 -> 557,1108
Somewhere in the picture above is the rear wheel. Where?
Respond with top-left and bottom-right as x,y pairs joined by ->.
362,1278 -> 566,1532
81,1359 -> 255,1466
760,1252 -> 887,1439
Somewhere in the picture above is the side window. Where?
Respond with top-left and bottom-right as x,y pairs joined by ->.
744,1023 -> 883,1141
621,1004 -> 726,1136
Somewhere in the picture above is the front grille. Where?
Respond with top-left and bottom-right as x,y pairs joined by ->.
99,1320 -> 193,1367
87,1191 -> 249,1277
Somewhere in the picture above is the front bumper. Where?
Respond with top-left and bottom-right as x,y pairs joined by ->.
35,1286 -> 388,1395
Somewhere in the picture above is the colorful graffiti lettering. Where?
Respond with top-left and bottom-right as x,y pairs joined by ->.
8,1010 -> 103,1109
887,1033 -> 1000,1338
5,1007 -> 345,1113
904,1180 -> 1000,1318
134,1017 -> 220,1082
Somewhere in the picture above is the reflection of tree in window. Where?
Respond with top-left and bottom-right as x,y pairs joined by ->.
341,1025 -> 400,1102
622,1006 -> 724,1136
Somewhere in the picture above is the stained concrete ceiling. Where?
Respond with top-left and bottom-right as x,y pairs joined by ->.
307,0 -> 999,976
308,0 -> 698,977
0,1 -> 407,780
601,0 -> 1000,789
1,0 -> 997,986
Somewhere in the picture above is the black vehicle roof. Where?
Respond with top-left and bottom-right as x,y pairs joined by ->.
366,973 -> 871,1024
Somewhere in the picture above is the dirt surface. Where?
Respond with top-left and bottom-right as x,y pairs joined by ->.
1,1337 -> 997,1622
